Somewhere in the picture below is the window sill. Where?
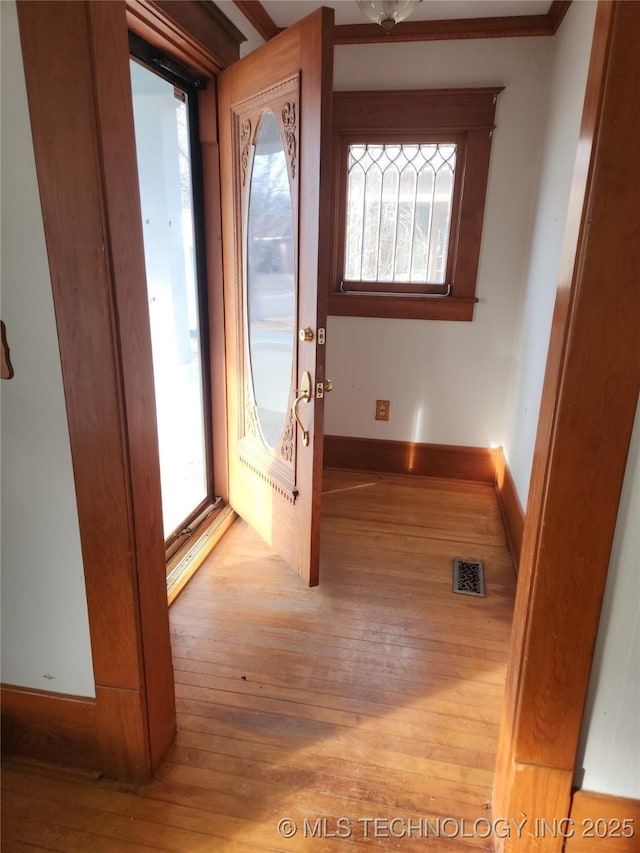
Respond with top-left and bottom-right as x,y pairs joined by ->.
328,292 -> 478,321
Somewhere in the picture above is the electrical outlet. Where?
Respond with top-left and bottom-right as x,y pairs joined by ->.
375,400 -> 390,421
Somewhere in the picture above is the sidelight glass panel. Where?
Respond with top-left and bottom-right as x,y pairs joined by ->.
246,110 -> 296,450
130,60 -> 208,538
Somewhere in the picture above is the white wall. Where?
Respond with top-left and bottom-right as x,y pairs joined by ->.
324,36 -> 552,447
576,396 -> 640,799
0,0 -> 95,697
503,0 -> 597,506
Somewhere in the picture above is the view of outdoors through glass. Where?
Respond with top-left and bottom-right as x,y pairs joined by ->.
130,60 -> 208,538
246,110 -> 296,450
345,142 -> 457,284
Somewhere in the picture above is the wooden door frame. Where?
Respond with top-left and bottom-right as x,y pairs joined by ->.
15,0 -> 638,802
492,1 -> 640,846
16,0 -> 240,782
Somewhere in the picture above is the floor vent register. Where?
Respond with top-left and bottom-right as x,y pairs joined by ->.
452,558 -> 486,597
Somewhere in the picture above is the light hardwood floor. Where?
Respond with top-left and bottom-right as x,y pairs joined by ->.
2,470 -> 517,851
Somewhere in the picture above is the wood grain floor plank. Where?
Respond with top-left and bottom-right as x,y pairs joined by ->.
173,698 -> 500,763
1,787 -> 280,852
173,674 -> 503,738
1,769 -> 291,853
138,778 -> 493,852
173,691 -> 500,755
0,812 -> 163,853
173,723 -> 497,773
169,612 -> 513,654
152,763 -> 494,848
0,840 -> 52,853
171,654 -> 506,708
1,471 -> 514,851
173,709 -> 499,767
170,633 -> 510,682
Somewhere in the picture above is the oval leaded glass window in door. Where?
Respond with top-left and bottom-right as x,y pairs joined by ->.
246,110 -> 296,451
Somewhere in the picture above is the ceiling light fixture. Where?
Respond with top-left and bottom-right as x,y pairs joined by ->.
357,0 -> 423,32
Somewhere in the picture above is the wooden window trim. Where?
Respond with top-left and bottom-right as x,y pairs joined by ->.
126,0 -> 245,74
329,88 -> 501,321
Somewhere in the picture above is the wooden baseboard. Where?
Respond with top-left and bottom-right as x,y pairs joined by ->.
564,790 -> 640,852
324,436 -> 525,572
495,447 -> 525,568
323,435 -> 496,483
1,684 -> 99,772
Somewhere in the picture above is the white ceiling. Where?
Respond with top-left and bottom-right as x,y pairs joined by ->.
261,1 -> 552,28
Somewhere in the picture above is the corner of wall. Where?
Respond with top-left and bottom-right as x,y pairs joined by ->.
502,0 -> 598,511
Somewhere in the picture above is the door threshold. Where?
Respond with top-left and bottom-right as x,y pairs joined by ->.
167,504 -> 236,605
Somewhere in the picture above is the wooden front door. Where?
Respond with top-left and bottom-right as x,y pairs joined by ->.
217,8 -> 334,586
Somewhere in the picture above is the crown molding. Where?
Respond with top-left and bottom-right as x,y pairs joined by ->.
547,0 -> 572,33
232,0 -> 572,45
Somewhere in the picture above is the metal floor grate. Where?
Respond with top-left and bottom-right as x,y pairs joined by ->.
452,558 -> 486,597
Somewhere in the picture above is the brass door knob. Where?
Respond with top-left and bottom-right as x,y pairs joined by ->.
299,327 -> 313,343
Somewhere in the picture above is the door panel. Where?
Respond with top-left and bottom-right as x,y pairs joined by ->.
218,8 -> 334,585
